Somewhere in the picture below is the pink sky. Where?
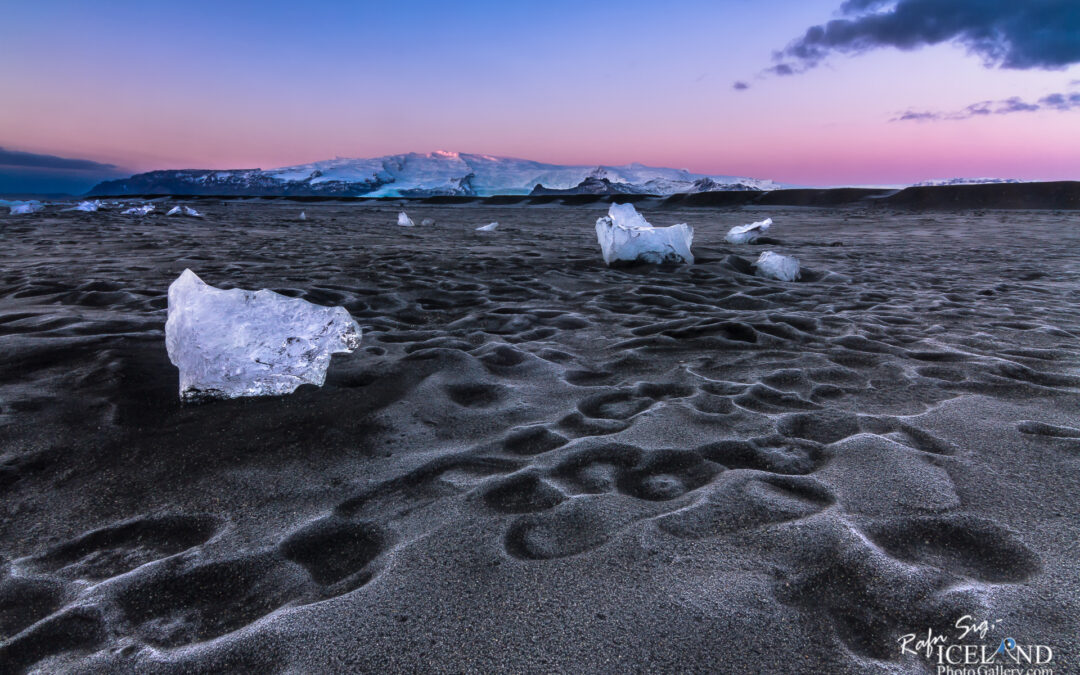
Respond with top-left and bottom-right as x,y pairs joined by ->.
2,1 -> 1078,187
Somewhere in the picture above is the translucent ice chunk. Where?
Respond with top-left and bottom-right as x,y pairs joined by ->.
167,206 -> 202,217
300,211 -> 307,220
725,218 -> 772,244
397,211 -> 414,227
476,222 -> 498,231
165,269 -> 362,401
753,251 -> 800,281
64,200 -> 102,212
595,203 -> 693,265
10,201 -> 43,215
421,218 -> 436,226
122,204 -> 155,215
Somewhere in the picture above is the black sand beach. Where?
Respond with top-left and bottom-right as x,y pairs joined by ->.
1,202 -> 1078,672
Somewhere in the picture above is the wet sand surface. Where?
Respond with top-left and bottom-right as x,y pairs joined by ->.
0,202 -> 1078,673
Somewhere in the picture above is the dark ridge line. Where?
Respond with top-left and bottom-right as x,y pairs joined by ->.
82,181 -> 1080,210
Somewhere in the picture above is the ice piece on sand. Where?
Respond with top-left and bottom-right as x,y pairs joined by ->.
476,222 -> 498,231
65,200 -> 102,212
299,211 -> 307,220
398,211 -> 415,227
725,218 -> 772,244
10,201 -> 43,215
167,206 -> 203,217
122,204 -> 155,215
595,203 -> 693,265
165,269 -> 362,401
753,251 -> 800,281
421,218 -> 436,226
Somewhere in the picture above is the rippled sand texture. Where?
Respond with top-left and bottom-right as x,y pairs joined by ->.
1,203 -> 1078,673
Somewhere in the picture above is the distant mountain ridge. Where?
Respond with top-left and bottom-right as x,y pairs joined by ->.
530,176 -> 763,196
88,151 -> 777,197
911,178 -> 1023,187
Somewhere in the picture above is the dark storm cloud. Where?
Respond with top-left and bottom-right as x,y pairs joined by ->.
991,97 -> 1040,114
893,90 -> 1080,121
733,81 -> 750,90
0,146 -> 125,195
770,0 -> 1080,75
0,147 -> 117,171
894,109 -> 946,121
1039,91 -> 1080,109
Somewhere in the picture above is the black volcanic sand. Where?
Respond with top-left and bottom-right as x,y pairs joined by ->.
0,203 -> 1078,673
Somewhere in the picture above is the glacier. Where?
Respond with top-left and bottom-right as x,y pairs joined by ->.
284,152 -> 777,197
725,218 -> 772,244
913,177 -> 1023,187
595,203 -> 693,266
753,251 -> 800,281
89,151 -> 778,198
165,270 -> 362,401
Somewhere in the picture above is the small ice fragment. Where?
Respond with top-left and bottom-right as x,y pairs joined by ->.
476,222 -> 498,231
398,211 -> 414,227
299,211 -> 307,220
421,218 -> 436,226
753,251 -> 800,281
595,202 -> 693,265
122,204 -> 155,215
64,200 -> 101,212
725,218 -> 772,244
167,206 -> 203,217
10,201 -> 44,215
165,269 -> 362,401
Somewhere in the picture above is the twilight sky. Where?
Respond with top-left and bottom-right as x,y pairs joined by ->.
2,0 -> 1078,192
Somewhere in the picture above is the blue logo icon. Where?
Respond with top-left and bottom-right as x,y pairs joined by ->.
995,638 -> 1017,655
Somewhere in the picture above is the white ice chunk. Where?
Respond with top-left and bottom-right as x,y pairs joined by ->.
10,201 -> 43,215
165,269 -> 362,401
397,211 -> 414,227
753,251 -> 800,281
299,211 -> 307,220
725,218 -> 772,244
122,204 -> 155,215
421,218 -> 436,226
608,202 -> 653,230
167,205 -> 203,217
595,203 -> 693,265
64,200 -> 102,212
476,222 -> 498,231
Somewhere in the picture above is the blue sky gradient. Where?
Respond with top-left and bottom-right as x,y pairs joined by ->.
2,0 -> 1078,192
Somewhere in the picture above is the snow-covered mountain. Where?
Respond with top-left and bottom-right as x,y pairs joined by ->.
89,151 -> 777,197
912,178 -> 1024,187
530,175 -> 763,196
